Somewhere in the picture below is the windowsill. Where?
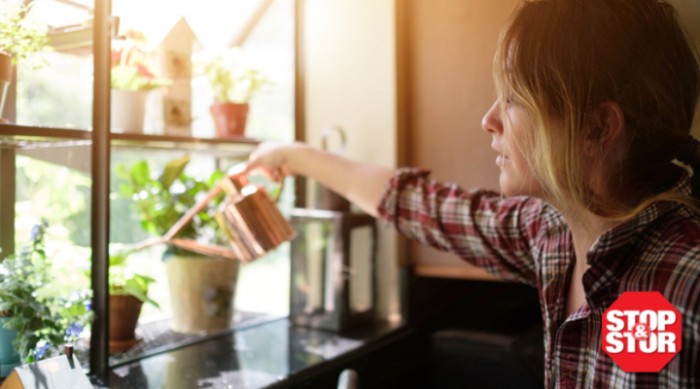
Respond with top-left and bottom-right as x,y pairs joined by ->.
100,316 -> 405,388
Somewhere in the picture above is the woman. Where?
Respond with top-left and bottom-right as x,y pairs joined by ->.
246,0 -> 700,387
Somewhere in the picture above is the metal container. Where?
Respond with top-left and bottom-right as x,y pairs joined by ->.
289,209 -> 377,332
146,163 -> 296,262
215,165 -> 296,262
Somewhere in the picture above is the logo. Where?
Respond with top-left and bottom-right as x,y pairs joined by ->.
602,291 -> 681,372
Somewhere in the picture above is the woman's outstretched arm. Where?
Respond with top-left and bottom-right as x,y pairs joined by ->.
244,141 -> 395,217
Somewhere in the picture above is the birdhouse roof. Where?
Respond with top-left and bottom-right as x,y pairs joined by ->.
156,17 -> 202,51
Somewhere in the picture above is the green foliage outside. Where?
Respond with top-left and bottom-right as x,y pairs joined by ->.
116,154 -> 226,256
14,156 -> 91,247
107,248 -> 159,308
0,221 -> 92,363
0,0 -> 47,64
17,53 -> 92,129
198,48 -> 269,104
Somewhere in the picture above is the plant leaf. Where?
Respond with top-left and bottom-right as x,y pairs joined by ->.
160,154 -> 190,189
129,160 -> 150,187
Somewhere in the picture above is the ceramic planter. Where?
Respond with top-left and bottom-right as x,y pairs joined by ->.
111,89 -> 148,133
209,102 -> 249,138
0,317 -> 20,377
165,255 -> 240,334
109,294 -> 143,353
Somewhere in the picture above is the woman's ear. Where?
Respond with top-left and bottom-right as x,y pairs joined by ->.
584,102 -> 625,155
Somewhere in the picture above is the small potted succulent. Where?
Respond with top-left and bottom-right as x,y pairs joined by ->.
117,155 -> 240,334
0,221 -> 92,376
110,29 -> 171,133
106,247 -> 159,353
199,48 -> 268,138
0,0 -> 48,121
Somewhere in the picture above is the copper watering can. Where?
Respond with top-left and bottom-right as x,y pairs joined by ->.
138,163 -> 296,262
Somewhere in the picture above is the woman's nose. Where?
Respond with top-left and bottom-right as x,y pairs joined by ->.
481,100 -> 503,135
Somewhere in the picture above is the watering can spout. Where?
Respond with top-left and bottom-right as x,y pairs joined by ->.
138,163 -> 296,262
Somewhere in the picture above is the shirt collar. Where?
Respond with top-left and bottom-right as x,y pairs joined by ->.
581,173 -> 692,309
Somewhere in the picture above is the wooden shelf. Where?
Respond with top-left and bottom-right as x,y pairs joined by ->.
0,123 -> 91,140
110,133 -> 258,157
0,123 -> 259,156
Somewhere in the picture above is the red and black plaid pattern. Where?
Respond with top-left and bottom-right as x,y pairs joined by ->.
378,168 -> 700,388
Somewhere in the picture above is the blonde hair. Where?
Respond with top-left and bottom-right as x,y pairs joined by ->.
495,0 -> 700,219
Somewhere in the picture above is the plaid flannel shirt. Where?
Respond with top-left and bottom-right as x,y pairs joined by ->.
377,168 -> 700,388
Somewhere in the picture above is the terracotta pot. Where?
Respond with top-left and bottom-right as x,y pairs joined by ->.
0,52 -> 13,121
209,102 -> 249,138
165,255 -> 240,334
109,294 -> 143,353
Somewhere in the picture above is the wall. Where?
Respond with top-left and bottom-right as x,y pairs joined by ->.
403,0 -> 518,279
301,0 -> 401,319
670,0 -> 700,138
300,0 -> 700,315
403,0 -> 700,278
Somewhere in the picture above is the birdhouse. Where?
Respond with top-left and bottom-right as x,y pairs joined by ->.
155,17 -> 199,137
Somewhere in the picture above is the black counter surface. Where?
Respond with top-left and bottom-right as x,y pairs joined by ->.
103,317 -> 403,388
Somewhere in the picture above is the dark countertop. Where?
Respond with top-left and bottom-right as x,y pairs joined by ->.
104,317 -> 403,388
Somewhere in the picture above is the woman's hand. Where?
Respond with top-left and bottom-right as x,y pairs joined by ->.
244,141 -> 310,182
244,140 -> 396,216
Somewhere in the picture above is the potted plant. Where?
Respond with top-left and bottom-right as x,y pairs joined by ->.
111,29 -> 171,133
0,221 -> 92,376
106,248 -> 159,353
0,0 -> 48,122
117,155 -> 240,334
199,48 -> 268,138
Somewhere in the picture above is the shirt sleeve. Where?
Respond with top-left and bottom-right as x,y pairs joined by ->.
377,167 -> 546,286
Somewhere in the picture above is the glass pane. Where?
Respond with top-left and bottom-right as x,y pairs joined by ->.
6,0 -> 95,129
1,140 -> 93,357
290,220 -> 330,316
14,142 -> 92,250
109,0 -> 295,141
111,149 -> 292,325
17,52 -> 93,129
349,226 -> 374,313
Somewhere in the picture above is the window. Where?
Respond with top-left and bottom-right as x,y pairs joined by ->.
1,0 -> 296,372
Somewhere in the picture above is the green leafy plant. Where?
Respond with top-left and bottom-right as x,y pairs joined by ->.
199,48 -> 268,104
0,1 -> 48,64
116,154 -> 226,256
111,29 -> 171,92
0,221 -> 92,362
108,249 -> 158,307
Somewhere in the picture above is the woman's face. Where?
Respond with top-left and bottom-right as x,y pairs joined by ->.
482,98 -> 545,198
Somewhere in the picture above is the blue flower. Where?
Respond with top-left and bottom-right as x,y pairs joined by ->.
66,323 -> 83,338
85,300 -> 92,311
30,224 -> 41,242
34,342 -> 51,360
